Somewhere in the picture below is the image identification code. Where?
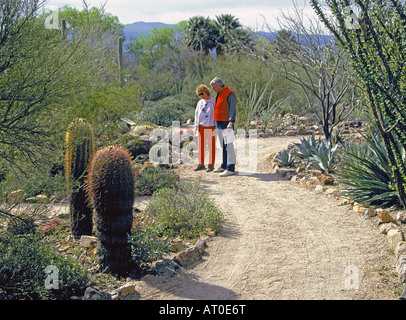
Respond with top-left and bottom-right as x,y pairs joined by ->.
159,304 -> 246,317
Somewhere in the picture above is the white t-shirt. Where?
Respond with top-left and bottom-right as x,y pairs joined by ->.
194,98 -> 215,129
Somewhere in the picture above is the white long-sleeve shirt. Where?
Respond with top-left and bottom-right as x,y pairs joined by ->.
194,98 -> 215,129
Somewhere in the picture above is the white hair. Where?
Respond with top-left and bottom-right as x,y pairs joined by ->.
210,77 -> 225,87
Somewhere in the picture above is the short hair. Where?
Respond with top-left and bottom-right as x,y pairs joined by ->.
196,84 -> 211,97
210,77 -> 225,87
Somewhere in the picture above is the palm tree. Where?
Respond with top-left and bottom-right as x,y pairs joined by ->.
184,16 -> 218,54
214,14 -> 252,56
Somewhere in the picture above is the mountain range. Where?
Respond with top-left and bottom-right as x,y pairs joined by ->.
123,21 -> 173,44
122,21 -> 334,47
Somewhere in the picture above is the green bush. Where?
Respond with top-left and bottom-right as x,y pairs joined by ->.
128,226 -> 171,269
135,166 -> 179,195
141,95 -> 196,127
145,179 -> 223,239
338,131 -> 400,208
0,234 -> 88,300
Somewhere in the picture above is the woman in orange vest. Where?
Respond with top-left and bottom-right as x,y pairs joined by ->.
210,77 -> 237,177
194,84 -> 216,172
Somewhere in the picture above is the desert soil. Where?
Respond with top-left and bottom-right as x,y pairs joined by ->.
132,135 -> 398,300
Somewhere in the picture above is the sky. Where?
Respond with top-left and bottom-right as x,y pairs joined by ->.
44,0 -> 317,30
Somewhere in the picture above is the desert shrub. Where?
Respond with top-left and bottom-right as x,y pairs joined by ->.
128,226 -> 171,269
0,234 -> 88,300
145,179 -> 223,239
338,131 -> 400,208
142,95 -> 196,126
0,164 -> 66,200
135,166 -> 179,195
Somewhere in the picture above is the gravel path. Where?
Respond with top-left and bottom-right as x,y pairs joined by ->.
132,135 -> 397,300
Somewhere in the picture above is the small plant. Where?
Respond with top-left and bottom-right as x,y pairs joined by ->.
86,145 -> 136,276
0,234 -> 88,300
145,179 -> 223,239
135,166 -> 179,195
128,226 -> 171,269
275,149 -> 295,167
65,118 -> 95,240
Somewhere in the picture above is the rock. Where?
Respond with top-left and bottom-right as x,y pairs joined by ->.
395,241 -> 406,258
387,229 -> 404,250
195,239 -> 208,254
296,166 -> 305,174
297,116 -> 310,123
400,284 -> 406,300
319,174 -> 334,185
363,208 -> 377,219
397,254 -> 406,283
379,211 -> 393,223
25,197 -> 37,203
397,211 -> 406,223
174,246 -> 202,267
35,194 -> 49,204
155,259 -> 180,277
314,185 -> 325,193
325,187 -> 338,195
378,223 -> 398,235
297,127 -> 308,135
79,235 -> 98,249
82,287 -> 112,300
168,237 -> 185,252
130,125 -> 150,137
284,130 -> 296,136
276,168 -> 296,178
110,283 -> 137,300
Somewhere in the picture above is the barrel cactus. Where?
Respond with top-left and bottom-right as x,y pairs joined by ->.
65,118 -> 95,240
86,145 -> 136,275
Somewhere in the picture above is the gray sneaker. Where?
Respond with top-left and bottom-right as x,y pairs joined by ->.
220,170 -> 236,177
213,167 -> 226,173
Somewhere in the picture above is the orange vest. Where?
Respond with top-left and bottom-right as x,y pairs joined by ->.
214,87 -> 236,121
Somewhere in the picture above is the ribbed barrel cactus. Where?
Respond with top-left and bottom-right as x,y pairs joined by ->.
65,118 -> 95,240
86,145 -> 136,275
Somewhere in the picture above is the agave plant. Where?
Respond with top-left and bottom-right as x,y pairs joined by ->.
293,134 -> 319,159
293,134 -> 338,173
275,149 -> 295,167
338,130 -> 400,208
309,140 -> 339,173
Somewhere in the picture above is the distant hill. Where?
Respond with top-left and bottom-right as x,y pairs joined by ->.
123,21 -> 334,48
123,21 -> 173,44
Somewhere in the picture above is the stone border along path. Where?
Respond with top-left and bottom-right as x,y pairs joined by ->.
127,135 -> 402,300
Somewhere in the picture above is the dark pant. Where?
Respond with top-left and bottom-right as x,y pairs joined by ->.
216,121 -> 235,172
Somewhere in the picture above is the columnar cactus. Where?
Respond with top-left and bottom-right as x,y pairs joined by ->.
86,145 -> 136,275
65,118 -> 95,240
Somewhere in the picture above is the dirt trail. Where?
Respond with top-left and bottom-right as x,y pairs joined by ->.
133,135 -> 397,300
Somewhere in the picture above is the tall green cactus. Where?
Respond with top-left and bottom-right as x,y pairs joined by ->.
65,118 -> 95,240
86,145 -> 136,275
